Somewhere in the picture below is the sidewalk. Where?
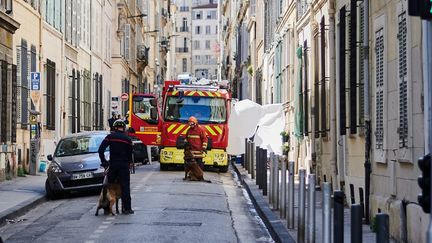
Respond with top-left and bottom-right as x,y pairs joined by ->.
0,173 -> 47,227
231,162 -> 394,243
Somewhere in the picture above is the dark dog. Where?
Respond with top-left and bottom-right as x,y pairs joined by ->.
95,180 -> 122,216
184,145 -> 211,183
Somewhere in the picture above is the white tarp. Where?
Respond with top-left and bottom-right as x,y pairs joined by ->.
255,104 -> 285,155
227,100 -> 285,155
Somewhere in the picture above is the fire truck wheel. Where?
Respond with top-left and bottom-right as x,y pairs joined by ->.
219,165 -> 229,173
160,164 -> 169,171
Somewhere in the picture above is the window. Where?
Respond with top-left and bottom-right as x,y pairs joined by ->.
164,96 -> 226,123
194,40 -> 200,50
194,11 -> 202,19
17,39 -> 29,129
339,7 -> 346,136
205,40 -> 211,49
0,60 -> 16,143
349,0 -> 357,135
207,10 -> 216,19
398,11 -> 408,147
94,73 -> 103,130
206,25 -> 211,35
205,55 -> 211,64
195,26 -> 201,34
182,58 -> 187,72
44,0 -> 63,32
358,2 -> 365,127
183,38 -> 187,48
69,69 -> 80,133
375,28 -> 384,149
81,70 -> 91,131
320,18 -> 328,137
45,59 -> 56,130
194,55 -> 201,64
303,41 -> 309,136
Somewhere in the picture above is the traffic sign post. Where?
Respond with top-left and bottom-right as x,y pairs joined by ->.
121,93 -> 129,101
30,72 -> 40,90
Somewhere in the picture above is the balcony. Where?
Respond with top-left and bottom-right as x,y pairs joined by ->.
176,47 -> 189,53
178,26 -> 189,32
180,6 -> 189,12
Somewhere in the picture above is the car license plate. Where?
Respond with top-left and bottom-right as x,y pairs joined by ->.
72,172 -> 93,180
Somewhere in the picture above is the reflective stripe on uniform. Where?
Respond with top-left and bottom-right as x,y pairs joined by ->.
187,135 -> 201,139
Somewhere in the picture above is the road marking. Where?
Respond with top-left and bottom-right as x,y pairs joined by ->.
107,217 -> 115,220
84,241 -> 95,243
99,225 -> 109,229
94,229 -> 104,234
102,221 -> 111,225
89,234 -> 100,239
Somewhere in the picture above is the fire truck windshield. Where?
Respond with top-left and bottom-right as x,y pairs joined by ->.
164,96 -> 226,124
132,96 -> 153,120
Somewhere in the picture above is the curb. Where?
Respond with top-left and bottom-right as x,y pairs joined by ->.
0,194 -> 46,227
231,162 -> 295,243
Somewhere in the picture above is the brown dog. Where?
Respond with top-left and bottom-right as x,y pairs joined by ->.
95,180 -> 122,216
184,145 -> 211,183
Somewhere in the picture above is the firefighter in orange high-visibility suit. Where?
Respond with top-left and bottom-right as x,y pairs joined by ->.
185,116 -> 208,170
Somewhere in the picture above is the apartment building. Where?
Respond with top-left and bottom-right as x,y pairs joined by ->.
222,0 -> 430,241
0,0 -> 19,181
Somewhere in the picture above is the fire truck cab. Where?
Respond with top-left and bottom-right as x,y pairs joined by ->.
159,80 -> 231,172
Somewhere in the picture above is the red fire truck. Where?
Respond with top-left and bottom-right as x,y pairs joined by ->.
127,93 -> 161,154
159,80 -> 231,172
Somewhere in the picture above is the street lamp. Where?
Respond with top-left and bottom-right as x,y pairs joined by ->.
144,30 -> 160,33
127,13 -> 147,18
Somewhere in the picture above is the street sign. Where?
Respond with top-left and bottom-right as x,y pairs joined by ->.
29,114 -> 37,125
31,72 -> 40,90
121,93 -> 129,101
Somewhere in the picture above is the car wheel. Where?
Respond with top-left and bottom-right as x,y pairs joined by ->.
219,165 -> 229,173
160,163 -> 168,171
45,179 -> 60,200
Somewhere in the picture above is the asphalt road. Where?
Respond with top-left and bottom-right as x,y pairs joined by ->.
0,163 -> 273,243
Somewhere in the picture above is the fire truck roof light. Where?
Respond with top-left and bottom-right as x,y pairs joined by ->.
175,85 -> 219,92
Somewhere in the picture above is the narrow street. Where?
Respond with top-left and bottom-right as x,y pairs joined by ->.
0,164 -> 273,243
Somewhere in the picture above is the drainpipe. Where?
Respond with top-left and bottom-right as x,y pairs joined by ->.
423,19 -> 432,242
328,0 -> 338,188
363,0 -> 371,225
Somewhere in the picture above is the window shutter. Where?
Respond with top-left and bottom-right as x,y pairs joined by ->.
16,46 -> 22,124
29,46 -> 35,111
11,64 -> 17,143
21,40 -> 28,129
1,61 -> 7,143
320,17 -> 327,137
358,2 -> 365,126
339,7 -> 346,135
349,0 -> 357,134
125,24 -> 131,60
375,28 -> 385,149
77,70 -> 81,133
99,75 -> 103,129
303,41 -> 309,136
398,11 -> 408,147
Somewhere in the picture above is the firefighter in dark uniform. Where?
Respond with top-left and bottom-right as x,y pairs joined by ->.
185,116 -> 208,170
98,120 -> 134,214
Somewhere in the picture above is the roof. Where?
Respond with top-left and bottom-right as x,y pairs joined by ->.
192,3 -> 217,9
